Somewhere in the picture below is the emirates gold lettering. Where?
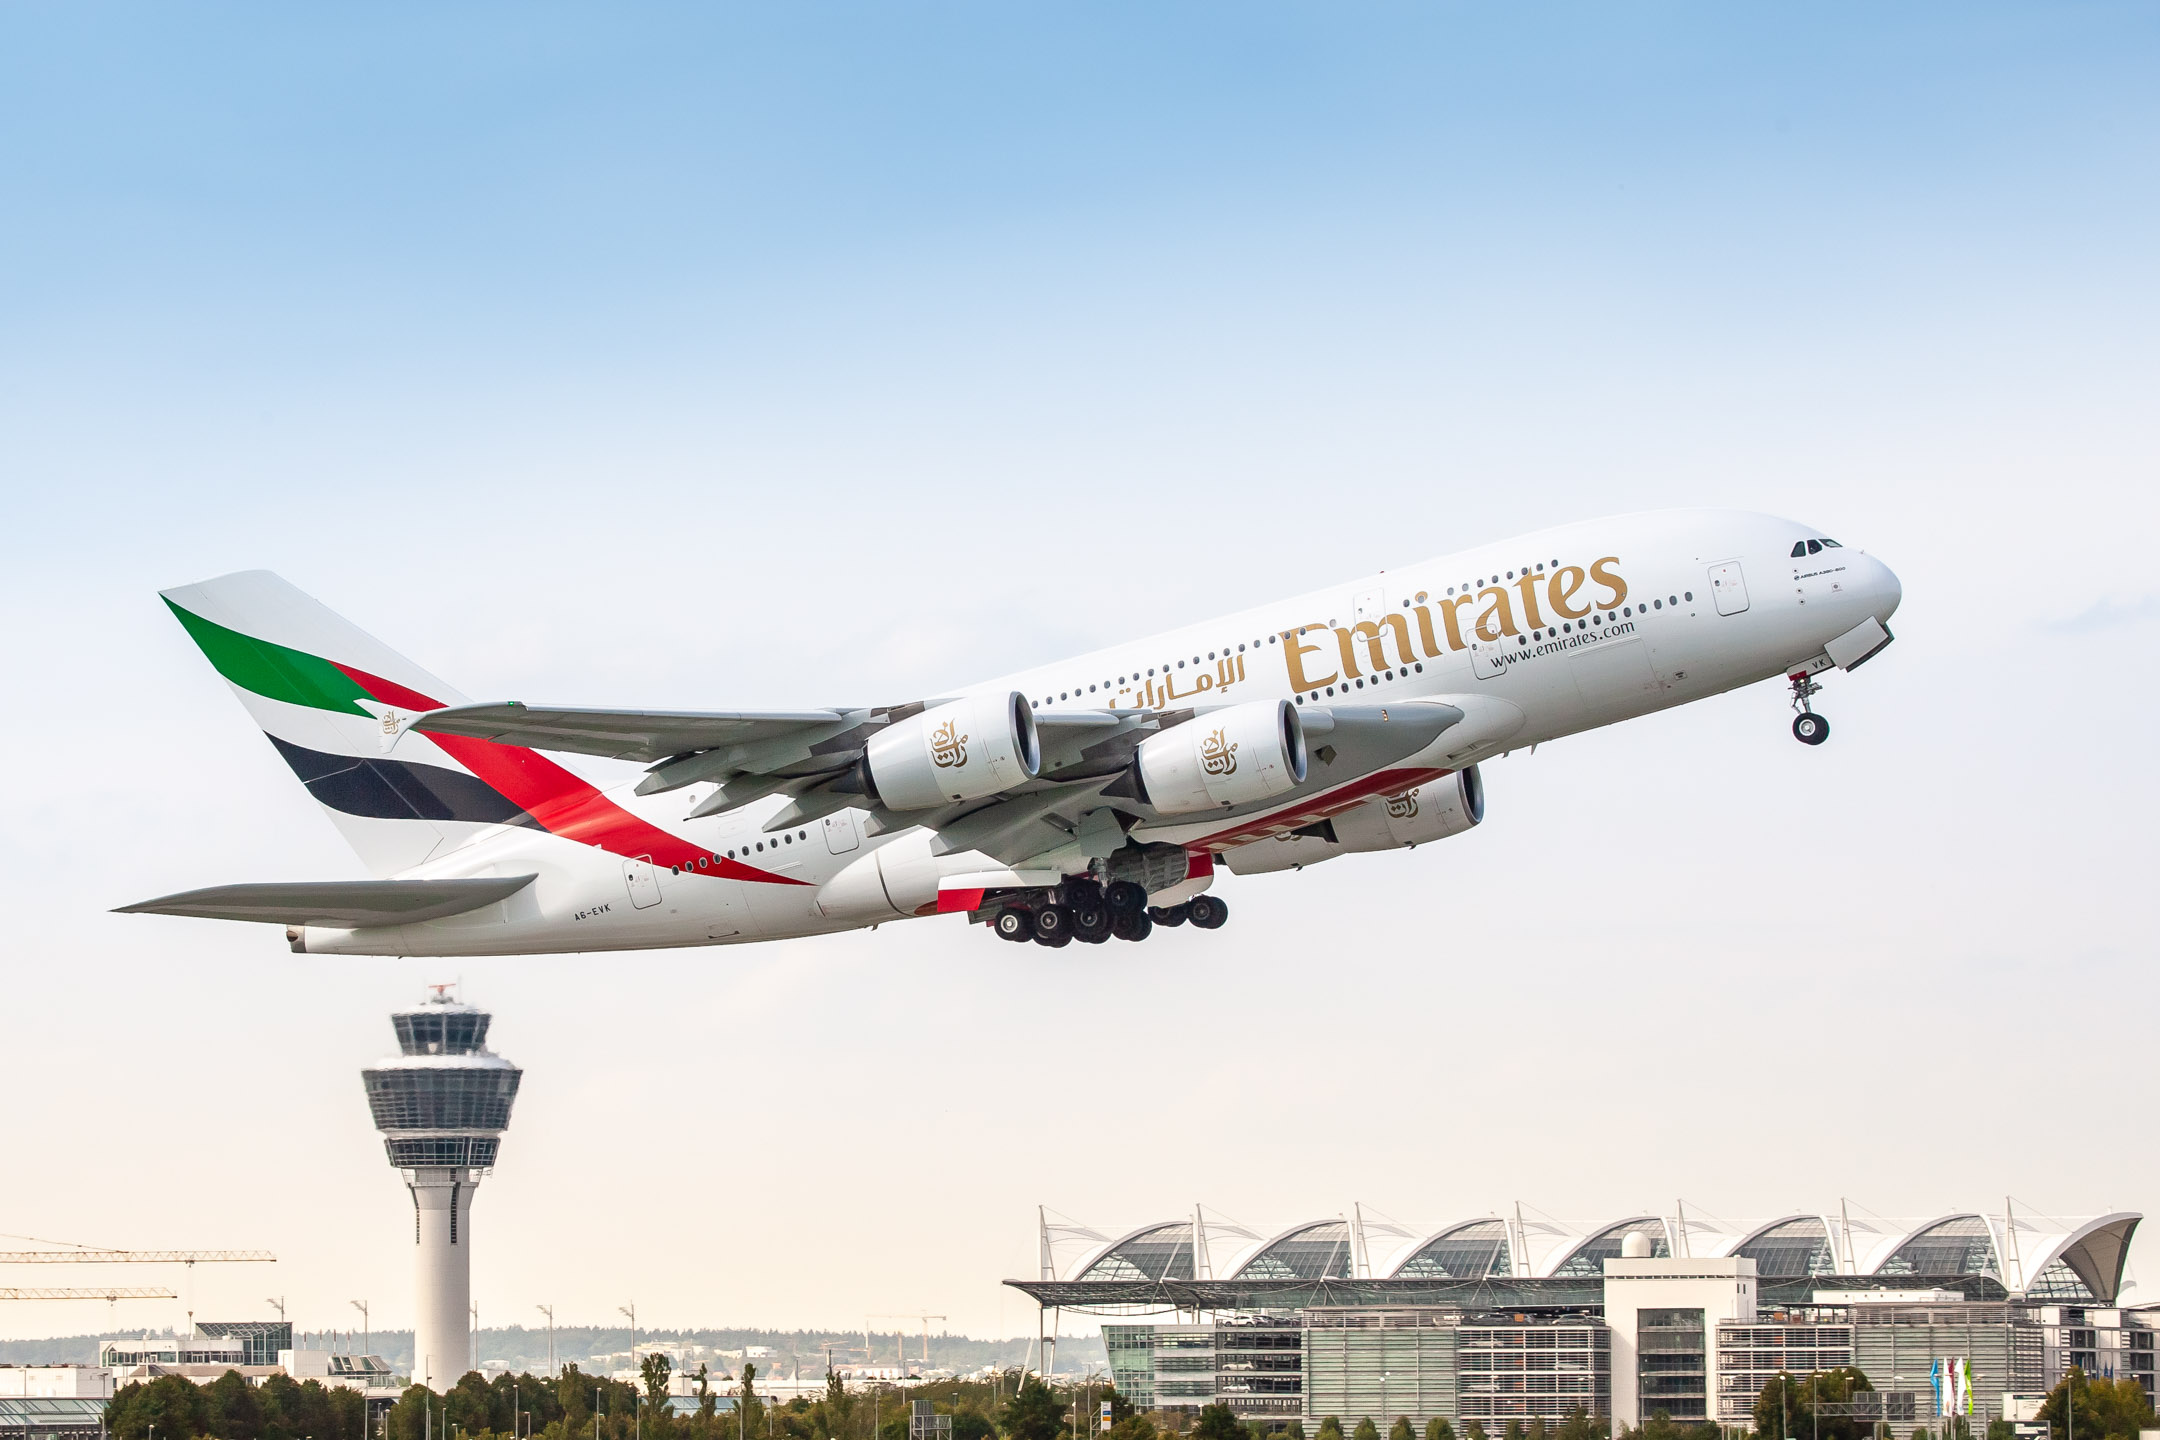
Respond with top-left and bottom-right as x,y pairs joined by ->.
1384,792 -> 1419,820
1200,727 -> 1239,776
930,718 -> 968,768
1282,625 -> 1338,691
1547,565 -> 1590,620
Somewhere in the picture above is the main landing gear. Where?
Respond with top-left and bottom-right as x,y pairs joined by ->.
1789,671 -> 1831,746
993,878 -> 1227,947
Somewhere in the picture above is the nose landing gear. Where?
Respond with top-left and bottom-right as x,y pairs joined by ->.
1789,671 -> 1830,746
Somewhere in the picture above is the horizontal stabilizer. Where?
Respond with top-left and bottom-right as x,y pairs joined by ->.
416,702 -> 847,762
116,876 -> 536,928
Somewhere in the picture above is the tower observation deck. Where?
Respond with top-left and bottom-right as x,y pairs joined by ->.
362,987 -> 521,1390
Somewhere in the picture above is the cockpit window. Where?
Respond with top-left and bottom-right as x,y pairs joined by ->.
1791,542 -> 1807,557
1793,537 -> 1844,557
1807,539 -> 1823,554
1820,538 -> 1842,547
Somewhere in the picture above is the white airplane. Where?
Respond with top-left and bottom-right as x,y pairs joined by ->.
122,509 -> 1898,955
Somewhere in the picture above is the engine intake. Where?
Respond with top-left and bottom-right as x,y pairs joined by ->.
861,692 -> 1040,810
1222,766 -> 1484,875
1133,701 -> 1307,815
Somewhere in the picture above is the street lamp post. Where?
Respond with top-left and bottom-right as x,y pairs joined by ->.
351,1301 -> 370,1362
619,1305 -> 639,1440
536,1306 -> 555,1377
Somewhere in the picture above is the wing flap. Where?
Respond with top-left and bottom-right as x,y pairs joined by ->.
414,702 -> 848,762
116,876 -> 537,928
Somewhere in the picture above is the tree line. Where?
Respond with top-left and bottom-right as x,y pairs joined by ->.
105,1361 -> 2156,1440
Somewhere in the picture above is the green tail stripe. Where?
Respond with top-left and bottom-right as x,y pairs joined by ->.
164,597 -> 373,716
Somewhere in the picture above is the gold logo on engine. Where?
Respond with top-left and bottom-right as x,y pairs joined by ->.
1200,727 -> 1238,777
1385,791 -> 1419,820
930,718 -> 969,768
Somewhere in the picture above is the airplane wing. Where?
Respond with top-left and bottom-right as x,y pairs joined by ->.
115,876 -> 537,928
412,702 -> 850,762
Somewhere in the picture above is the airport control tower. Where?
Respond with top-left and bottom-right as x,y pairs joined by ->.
361,987 -> 522,1390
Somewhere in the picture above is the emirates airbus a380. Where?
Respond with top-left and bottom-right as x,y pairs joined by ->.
123,509 -> 1899,955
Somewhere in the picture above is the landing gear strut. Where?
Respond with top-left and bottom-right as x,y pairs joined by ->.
1789,672 -> 1830,746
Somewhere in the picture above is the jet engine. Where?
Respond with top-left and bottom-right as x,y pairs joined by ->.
859,692 -> 1040,810
1131,700 -> 1307,814
1222,765 -> 1483,875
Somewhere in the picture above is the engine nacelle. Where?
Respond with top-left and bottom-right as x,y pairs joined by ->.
861,692 -> 1040,810
1332,765 -> 1483,851
1222,766 -> 1483,875
1133,701 -> 1307,815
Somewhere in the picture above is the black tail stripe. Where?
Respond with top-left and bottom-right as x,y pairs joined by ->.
265,734 -> 534,827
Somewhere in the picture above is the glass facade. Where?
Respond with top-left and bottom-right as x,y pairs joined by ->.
1714,1322 -> 1855,1422
195,1321 -> 294,1367
1552,1222 -> 1668,1278
1240,1223 -> 1353,1280
385,1135 -> 501,1167
1734,1219 -> 1838,1278
1877,1218 -> 2000,1281
362,1066 -> 520,1130
1394,1221 -> 1511,1280
1456,1319 -> 1610,1422
1080,1224 -> 1196,1282
1637,1309 -> 1708,1421
392,1007 -> 491,1055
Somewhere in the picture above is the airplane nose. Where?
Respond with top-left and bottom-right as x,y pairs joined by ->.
1869,555 -> 1903,621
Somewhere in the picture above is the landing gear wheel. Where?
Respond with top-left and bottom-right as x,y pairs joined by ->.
1792,713 -> 1830,746
1032,905 -> 1073,947
994,907 -> 1033,943
1112,908 -> 1154,942
1148,903 -> 1190,927
1187,894 -> 1229,930
1071,899 -> 1114,944
1105,880 -> 1147,914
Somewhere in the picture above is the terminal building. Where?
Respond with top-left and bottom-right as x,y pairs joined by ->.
1011,1205 -> 2146,1430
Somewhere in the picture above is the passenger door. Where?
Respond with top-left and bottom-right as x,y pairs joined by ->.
823,811 -> 860,855
622,855 -> 661,909
1708,561 -> 1750,615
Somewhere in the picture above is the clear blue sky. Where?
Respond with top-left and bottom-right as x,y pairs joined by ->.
1,5 -> 2155,1341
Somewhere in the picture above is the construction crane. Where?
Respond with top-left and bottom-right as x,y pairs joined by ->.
0,1288 -> 178,1301
867,1314 -> 949,1366
0,1250 -> 275,1264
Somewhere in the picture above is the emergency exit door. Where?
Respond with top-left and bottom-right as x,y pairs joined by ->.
1708,561 -> 1750,615
622,855 -> 661,908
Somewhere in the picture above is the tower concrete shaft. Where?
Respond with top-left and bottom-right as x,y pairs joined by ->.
409,1168 -> 474,1388
362,989 -> 521,1392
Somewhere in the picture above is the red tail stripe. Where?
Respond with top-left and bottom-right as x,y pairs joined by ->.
333,663 -> 807,887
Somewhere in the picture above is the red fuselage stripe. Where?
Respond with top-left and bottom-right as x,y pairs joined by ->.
336,663 -> 808,886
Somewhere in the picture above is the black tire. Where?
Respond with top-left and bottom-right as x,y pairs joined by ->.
1071,900 -> 1113,944
1188,894 -> 1228,930
1793,713 -> 1830,746
1106,880 -> 1147,914
1148,903 -> 1190,927
994,908 -> 1033,943
1113,908 -> 1154,942
1032,905 -> 1073,946
1062,877 -> 1105,910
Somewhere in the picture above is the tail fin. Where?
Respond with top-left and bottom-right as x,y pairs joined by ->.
162,571 -> 508,876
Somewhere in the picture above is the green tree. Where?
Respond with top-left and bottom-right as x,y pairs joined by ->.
1284,1426 -> 1306,1440
1463,1425 -> 1487,1440
1109,1417 -> 1159,1440
1986,1423 -> 2017,1440
107,1375 -> 209,1440
206,1370 -> 266,1440
1553,1411 -> 1598,1440
1390,1421 -> 1416,1440
1194,1405 -> 1243,1440
644,1355 -> 676,1417
1000,1377 -> 1064,1440
1425,1421 -> 1455,1440
1504,1422 -> 1524,1440
1317,1421 -> 1345,1440
449,1372 -> 500,1435
1355,1421 -> 1381,1440
738,1364 -> 767,1440
2037,1369 -> 2154,1440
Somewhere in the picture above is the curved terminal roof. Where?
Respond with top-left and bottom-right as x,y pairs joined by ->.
1064,1206 -> 2141,1302
1074,1222 -> 1196,1283
1233,1221 -> 1353,1280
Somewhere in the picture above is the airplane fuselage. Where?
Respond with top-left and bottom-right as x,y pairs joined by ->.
291,508 -> 1900,956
